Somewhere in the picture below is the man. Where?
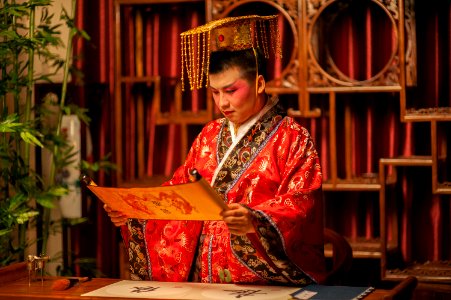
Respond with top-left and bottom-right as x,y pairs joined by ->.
105,15 -> 326,286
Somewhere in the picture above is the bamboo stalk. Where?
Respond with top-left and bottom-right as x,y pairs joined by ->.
12,0 -> 20,151
11,0 -> 27,261
23,4 -> 35,164
44,0 -> 77,254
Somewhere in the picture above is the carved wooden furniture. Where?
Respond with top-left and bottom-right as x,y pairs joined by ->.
323,228 -> 353,285
208,0 -> 321,118
207,0 -> 451,285
382,276 -> 418,300
112,0 -> 451,286
113,0 -> 208,184
0,262 -> 405,300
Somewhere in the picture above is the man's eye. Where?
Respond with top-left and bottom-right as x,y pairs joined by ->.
225,89 -> 236,94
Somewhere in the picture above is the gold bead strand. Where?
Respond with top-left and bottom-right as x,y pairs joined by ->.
184,34 -> 193,91
190,34 -> 196,90
259,20 -> 269,58
205,31 -> 211,88
198,31 -> 207,89
254,21 -> 260,51
196,32 -> 201,89
263,20 -> 269,58
180,36 -> 186,92
271,18 -> 282,58
268,19 -> 275,57
246,19 -> 253,49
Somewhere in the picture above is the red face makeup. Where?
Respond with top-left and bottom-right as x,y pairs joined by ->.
209,66 -> 265,126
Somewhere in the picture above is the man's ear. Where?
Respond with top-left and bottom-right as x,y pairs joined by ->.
257,75 -> 266,94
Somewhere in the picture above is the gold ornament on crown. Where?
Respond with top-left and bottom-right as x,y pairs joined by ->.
180,15 -> 282,91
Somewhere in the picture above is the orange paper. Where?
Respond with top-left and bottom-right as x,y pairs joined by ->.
87,178 -> 227,220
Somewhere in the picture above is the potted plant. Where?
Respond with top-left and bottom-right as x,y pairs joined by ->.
0,0 -> 99,271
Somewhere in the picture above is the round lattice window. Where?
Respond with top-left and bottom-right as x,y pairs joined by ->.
308,0 -> 399,86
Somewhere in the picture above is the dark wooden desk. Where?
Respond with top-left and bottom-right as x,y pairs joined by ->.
0,276 -> 392,300
0,262 -> 399,300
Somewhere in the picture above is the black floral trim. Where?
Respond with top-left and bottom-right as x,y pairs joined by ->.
229,207 -> 313,286
213,103 -> 286,196
212,103 -> 314,285
127,219 -> 150,280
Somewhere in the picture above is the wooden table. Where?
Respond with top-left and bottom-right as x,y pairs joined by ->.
0,262 -> 398,300
0,276 -> 392,300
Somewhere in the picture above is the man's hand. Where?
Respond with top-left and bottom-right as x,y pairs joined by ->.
220,203 -> 255,235
103,204 -> 128,227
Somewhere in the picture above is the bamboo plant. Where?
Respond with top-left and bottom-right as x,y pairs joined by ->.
0,0 -> 93,267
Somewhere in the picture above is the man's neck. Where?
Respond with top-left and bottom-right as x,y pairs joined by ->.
229,94 -> 274,139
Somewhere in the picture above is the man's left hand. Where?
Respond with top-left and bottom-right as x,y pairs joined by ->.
220,203 -> 255,235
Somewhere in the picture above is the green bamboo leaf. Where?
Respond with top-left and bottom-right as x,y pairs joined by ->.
0,30 -> 20,40
34,74 -> 52,83
36,197 -> 54,208
0,114 -> 22,132
3,113 -> 19,122
8,193 -> 27,212
0,229 -> 12,237
29,0 -> 52,8
20,131 -> 44,147
81,160 -> 99,172
4,9 -> 25,18
48,186 -> 69,197
63,106 -> 71,115
78,29 -> 90,41
0,123 -> 21,132
14,211 -> 39,224
66,217 -> 88,226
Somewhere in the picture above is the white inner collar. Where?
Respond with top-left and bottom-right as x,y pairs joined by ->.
210,96 -> 279,186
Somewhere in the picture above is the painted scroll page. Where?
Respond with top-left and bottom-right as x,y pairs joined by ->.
81,280 -> 299,299
87,178 -> 227,220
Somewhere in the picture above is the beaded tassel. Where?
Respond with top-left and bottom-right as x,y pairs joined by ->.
205,31 -> 211,88
180,15 -> 282,92
198,32 -> 206,89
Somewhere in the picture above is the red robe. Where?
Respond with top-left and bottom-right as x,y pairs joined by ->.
121,100 -> 326,285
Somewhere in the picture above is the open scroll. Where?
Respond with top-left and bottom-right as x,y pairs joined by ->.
83,173 -> 227,221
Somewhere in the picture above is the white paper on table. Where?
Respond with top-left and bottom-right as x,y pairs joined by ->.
81,280 -> 300,300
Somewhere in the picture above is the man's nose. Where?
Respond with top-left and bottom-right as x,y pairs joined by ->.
218,93 -> 229,108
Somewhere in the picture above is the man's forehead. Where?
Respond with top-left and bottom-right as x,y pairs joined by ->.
209,67 -> 244,89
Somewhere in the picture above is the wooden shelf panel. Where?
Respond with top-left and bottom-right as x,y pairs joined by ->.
436,182 -> 451,194
380,156 -> 433,167
116,0 -> 203,5
118,175 -> 170,188
325,238 -> 397,259
265,86 -> 299,95
385,261 -> 451,283
155,111 -> 212,125
323,176 -> 381,191
323,183 -> 381,191
287,108 -> 322,118
119,76 -> 159,83
404,107 -> 451,122
308,86 -> 402,93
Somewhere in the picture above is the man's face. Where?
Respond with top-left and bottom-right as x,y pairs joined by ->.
209,66 -> 264,125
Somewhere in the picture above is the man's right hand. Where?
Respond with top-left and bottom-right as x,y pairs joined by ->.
103,204 -> 128,227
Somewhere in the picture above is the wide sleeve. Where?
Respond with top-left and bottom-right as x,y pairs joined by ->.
229,119 -> 326,284
164,120 -> 221,186
119,129 -> 206,248
120,121 -> 220,281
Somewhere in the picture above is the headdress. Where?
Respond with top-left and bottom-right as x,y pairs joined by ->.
180,15 -> 282,91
